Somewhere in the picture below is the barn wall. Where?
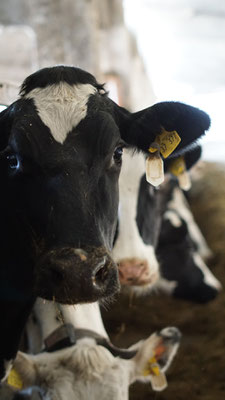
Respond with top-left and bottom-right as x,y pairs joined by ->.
0,0 -> 155,109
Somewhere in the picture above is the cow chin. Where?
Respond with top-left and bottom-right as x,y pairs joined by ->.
34,246 -> 120,304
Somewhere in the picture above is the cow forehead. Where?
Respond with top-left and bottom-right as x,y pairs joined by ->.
24,82 -> 97,144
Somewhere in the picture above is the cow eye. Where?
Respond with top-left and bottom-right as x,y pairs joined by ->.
7,154 -> 20,170
113,147 -> 123,164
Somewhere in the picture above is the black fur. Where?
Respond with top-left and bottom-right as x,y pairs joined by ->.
123,102 -> 210,154
157,211 -> 218,303
20,65 -> 106,96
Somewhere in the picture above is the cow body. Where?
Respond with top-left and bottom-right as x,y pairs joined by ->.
0,65 -> 210,380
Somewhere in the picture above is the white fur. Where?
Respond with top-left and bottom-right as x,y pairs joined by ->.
15,327 -> 180,400
34,299 -> 62,341
168,187 -> 212,260
24,82 -> 97,143
164,210 -> 182,227
154,278 -> 178,295
34,300 -> 108,342
113,150 -> 159,283
192,252 -> 222,290
58,303 -> 108,339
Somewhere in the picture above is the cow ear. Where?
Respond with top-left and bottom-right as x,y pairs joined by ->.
131,327 -> 181,391
118,102 -> 210,156
164,145 -> 202,173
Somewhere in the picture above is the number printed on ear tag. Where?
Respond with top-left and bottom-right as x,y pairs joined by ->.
149,130 -> 181,158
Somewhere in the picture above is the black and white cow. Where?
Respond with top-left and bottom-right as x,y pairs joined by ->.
114,146 -> 221,301
113,146 -> 202,288
7,300 -> 181,400
0,65 -> 210,380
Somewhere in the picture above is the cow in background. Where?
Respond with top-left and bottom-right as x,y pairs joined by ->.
114,146 -> 221,302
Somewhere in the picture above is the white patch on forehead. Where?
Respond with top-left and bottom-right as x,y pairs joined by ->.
113,150 -> 159,278
24,82 -> 97,143
193,252 -> 222,291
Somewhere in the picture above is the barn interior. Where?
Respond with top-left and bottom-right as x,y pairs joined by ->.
0,1 -> 225,399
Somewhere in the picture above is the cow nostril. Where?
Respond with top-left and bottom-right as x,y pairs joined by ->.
92,257 -> 108,287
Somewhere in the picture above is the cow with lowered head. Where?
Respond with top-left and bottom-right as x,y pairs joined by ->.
114,145 -> 221,302
0,65 -> 210,380
113,146 -> 203,289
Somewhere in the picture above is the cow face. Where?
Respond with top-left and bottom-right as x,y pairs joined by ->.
0,66 -> 210,306
114,146 -> 206,293
113,150 -> 162,290
0,82 -> 122,305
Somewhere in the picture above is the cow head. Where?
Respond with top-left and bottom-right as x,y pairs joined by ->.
114,146 -> 204,292
0,66 -> 210,305
12,327 -> 181,400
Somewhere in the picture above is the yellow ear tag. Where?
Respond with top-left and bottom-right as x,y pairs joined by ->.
146,151 -> 164,187
149,130 -> 181,159
142,356 -> 167,391
7,368 -> 23,390
169,156 -> 185,176
169,156 -> 191,191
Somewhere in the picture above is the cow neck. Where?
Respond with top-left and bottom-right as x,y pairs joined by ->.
43,323 -> 137,360
34,300 -> 137,360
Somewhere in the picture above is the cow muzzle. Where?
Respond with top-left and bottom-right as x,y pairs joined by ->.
35,247 -> 120,304
118,257 -> 159,287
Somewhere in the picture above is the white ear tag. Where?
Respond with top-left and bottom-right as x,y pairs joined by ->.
169,156 -> 191,191
142,356 -> 167,391
146,150 -> 164,187
178,171 -> 191,191
149,369 -> 168,391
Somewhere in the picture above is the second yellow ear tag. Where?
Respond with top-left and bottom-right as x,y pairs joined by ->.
169,156 -> 185,176
7,368 -> 23,390
149,130 -> 181,159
